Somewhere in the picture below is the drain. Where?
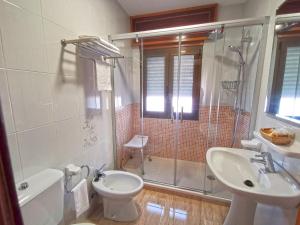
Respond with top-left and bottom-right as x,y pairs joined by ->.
207,175 -> 216,181
244,180 -> 254,187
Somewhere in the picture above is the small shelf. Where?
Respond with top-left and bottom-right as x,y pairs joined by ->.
61,36 -> 123,59
254,131 -> 300,158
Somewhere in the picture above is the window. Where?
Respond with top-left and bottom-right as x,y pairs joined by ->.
279,44 -> 300,119
269,37 -> 300,120
143,47 -> 201,120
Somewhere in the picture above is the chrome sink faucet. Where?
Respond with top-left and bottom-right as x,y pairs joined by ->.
250,152 -> 276,173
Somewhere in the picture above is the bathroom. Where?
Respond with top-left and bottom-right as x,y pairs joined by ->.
0,0 -> 300,225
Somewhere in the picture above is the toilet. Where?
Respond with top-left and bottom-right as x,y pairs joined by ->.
92,170 -> 144,222
17,168 -> 95,225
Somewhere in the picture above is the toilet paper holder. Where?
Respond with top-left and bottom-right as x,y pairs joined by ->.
64,164 -> 90,193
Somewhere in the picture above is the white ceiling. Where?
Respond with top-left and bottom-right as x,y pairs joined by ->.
118,0 -> 248,16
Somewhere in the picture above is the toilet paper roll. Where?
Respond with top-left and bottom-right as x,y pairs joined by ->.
65,164 -> 81,176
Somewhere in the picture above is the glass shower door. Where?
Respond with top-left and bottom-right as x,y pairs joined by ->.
173,36 -> 205,191
140,34 -> 207,190
204,24 -> 263,198
140,35 -> 179,185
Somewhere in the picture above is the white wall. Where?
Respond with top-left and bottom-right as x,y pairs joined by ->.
0,0 -> 129,222
219,3 -> 244,21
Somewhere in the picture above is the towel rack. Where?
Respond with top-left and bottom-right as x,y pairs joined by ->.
61,36 -> 124,60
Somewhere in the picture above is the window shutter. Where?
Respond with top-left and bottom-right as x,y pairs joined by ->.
146,56 -> 165,112
279,46 -> 300,117
173,55 -> 195,113
281,46 -> 300,98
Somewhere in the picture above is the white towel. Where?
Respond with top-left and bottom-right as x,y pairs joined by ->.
95,61 -> 111,91
72,179 -> 90,218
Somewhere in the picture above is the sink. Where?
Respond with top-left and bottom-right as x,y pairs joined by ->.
206,147 -> 300,225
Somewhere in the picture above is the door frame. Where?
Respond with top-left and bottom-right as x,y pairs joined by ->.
0,104 -> 24,225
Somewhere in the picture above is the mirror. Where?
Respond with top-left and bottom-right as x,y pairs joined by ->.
266,15 -> 300,126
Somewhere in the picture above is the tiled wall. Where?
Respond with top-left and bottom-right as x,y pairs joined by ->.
0,0 -> 129,224
115,104 -> 134,168
116,103 -> 250,167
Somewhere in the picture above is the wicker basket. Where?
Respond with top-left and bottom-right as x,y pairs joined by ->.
260,128 -> 294,145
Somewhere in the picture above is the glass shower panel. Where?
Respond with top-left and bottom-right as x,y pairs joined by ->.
204,24 -> 263,198
174,30 -> 221,191
112,38 -> 143,175
139,35 -> 180,185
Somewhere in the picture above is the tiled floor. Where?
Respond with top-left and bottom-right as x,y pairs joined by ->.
85,189 -> 229,225
124,156 -> 232,200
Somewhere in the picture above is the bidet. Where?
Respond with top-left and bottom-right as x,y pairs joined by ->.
92,170 -> 144,222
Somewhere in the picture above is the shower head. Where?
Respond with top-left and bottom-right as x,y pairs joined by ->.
228,45 -> 245,65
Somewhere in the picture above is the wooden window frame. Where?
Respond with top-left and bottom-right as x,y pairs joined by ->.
276,0 -> 300,15
131,4 -> 218,32
130,4 -> 218,48
142,46 -> 202,121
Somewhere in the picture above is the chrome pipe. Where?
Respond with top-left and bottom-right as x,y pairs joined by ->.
171,106 -> 174,123
110,17 -> 269,41
276,13 -> 300,23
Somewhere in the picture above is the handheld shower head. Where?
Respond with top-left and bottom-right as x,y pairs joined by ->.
228,45 -> 245,64
228,45 -> 240,52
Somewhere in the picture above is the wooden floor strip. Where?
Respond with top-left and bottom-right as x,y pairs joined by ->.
86,189 -> 229,225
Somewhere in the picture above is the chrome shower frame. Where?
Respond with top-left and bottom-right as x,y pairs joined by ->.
110,17 -> 268,40
109,16 -> 270,198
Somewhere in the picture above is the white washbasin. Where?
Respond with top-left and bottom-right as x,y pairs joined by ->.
206,147 -> 300,225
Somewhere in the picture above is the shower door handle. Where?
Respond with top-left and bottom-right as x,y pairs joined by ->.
171,107 -> 174,123
180,107 -> 183,122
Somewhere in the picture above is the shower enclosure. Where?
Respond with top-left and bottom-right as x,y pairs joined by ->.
111,17 -> 268,200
